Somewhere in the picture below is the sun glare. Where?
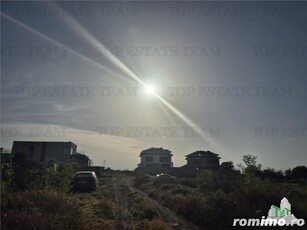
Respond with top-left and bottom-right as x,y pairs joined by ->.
145,85 -> 156,95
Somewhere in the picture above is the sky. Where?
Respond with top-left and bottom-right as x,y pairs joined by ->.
1,1 -> 307,170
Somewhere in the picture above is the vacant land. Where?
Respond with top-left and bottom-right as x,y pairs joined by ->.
82,171 -> 200,229
1,168 -> 307,229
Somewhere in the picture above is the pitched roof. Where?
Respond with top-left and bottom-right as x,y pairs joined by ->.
185,150 -> 220,158
13,141 -> 76,146
140,147 -> 172,156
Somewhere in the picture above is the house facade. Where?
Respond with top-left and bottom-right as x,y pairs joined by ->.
184,150 -> 220,169
138,147 -> 173,168
1,148 -> 11,164
11,141 -> 77,163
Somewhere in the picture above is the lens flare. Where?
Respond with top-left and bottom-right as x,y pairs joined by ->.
3,9 -> 224,153
145,85 -> 156,95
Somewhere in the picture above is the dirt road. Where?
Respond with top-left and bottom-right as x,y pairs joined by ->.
111,173 -> 199,230
114,182 -> 133,230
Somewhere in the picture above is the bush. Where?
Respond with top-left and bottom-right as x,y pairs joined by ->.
134,174 -> 150,188
139,169 -> 307,229
30,161 -> 77,193
1,189 -> 118,230
179,178 -> 198,188
92,200 -> 115,219
133,219 -> 173,230
197,170 -> 218,193
1,162 -> 15,207
129,196 -> 159,221
1,190 -> 84,230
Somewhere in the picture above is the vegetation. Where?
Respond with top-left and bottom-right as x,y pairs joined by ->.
1,154 -> 306,229
1,190 -> 83,229
1,156 -> 116,230
135,155 -> 307,229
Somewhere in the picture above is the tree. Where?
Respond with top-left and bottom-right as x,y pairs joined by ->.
291,166 -> 307,180
220,161 -> 235,171
237,155 -> 262,175
284,166 -> 307,181
262,168 -> 284,180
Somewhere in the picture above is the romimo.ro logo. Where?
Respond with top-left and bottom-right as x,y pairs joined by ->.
233,197 -> 305,227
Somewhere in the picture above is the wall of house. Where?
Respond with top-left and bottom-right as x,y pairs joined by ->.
140,154 -> 172,167
12,142 -> 76,163
186,157 -> 220,169
44,142 -> 76,162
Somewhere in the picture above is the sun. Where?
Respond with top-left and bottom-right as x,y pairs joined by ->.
145,85 -> 156,95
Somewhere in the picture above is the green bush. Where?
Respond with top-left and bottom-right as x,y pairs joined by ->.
30,161 -> 77,193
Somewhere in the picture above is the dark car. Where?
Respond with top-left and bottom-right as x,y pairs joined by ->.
72,171 -> 98,192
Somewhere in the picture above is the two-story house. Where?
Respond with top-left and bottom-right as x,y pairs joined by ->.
184,150 -> 220,169
138,147 -> 173,168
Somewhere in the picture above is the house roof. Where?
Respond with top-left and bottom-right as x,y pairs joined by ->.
13,141 -> 77,147
140,147 -> 172,156
185,150 -> 220,159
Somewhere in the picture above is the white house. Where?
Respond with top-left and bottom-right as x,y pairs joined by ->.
138,147 -> 173,168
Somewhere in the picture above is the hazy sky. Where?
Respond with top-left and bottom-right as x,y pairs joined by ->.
1,1 -> 307,170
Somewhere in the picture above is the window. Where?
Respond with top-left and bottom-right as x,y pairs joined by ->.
145,156 -> 153,162
207,159 -> 218,166
192,159 -> 201,165
63,147 -> 69,155
160,157 -> 170,162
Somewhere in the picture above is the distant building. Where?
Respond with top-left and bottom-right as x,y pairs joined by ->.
184,150 -> 220,169
1,148 -> 12,164
138,147 -> 173,168
11,141 -> 77,163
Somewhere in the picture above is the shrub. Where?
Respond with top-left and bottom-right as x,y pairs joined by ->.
1,190 -> 84,230
179,178 -> 198,188
1,162 -> 15,207
133,219 -> 173,230
170,185 -> 191,196
1,189 -> 118,230
92,200 -> 115,219
134,174 -> 150,188
197,170 -> 218,193
129,197 -> 159,221
30,161 -> 77,193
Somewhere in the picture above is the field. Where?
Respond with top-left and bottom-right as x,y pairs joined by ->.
1,165 -> 307,230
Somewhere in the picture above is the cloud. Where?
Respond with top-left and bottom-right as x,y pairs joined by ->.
1,122 -> 142,169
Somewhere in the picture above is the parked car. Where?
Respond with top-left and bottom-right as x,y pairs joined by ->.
72,171 -> 98,192
156,173 -> 177,180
